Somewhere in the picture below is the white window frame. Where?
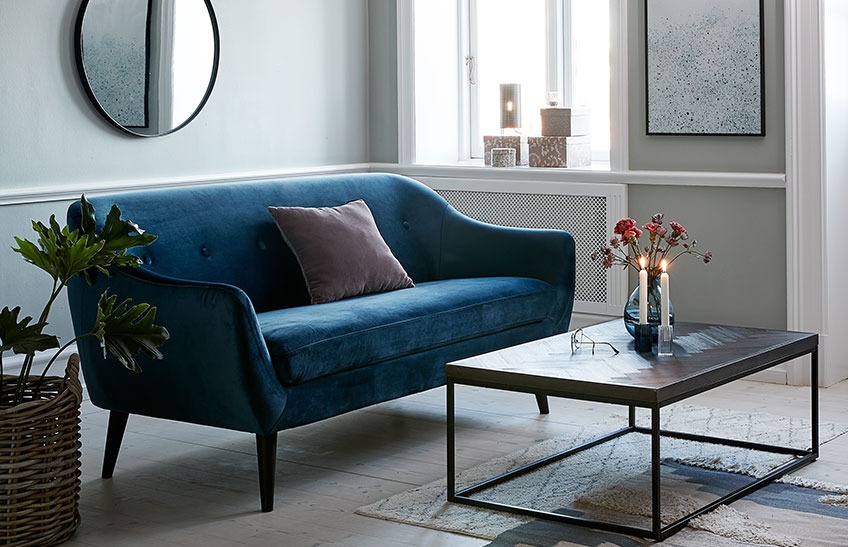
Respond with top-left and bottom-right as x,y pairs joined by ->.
463,0 -> 563,159
397,0 -> 628,170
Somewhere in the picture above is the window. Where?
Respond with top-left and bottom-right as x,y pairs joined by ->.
468,0 -> 548,157
408,0 -> 612,165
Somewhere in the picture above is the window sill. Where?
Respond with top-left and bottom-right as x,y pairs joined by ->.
370,162 -> 786,189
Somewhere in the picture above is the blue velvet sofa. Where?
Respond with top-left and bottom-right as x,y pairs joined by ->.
66,173 -> 576,512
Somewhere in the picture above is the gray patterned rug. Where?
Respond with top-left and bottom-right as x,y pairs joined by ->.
356,405 -> 848,546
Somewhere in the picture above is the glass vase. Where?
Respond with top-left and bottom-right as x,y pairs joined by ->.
624,276 -> 674,340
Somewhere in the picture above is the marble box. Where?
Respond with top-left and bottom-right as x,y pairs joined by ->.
540,107 -> 591,137
528,135 -> 591,168
483,135 -> 528,166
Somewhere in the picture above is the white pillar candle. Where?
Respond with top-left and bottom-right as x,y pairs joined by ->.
639,257 -> 648,325
660,259 -> 669,328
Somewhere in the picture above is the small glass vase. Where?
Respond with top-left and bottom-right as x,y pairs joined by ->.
624,276 -> 674,340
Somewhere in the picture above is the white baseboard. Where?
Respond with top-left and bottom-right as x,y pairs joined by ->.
746,367 -> 789,385
570,312 -> 617,330
2,346 -> 79,377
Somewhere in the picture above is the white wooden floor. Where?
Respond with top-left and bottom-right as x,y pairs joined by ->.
64,378 -> 848,547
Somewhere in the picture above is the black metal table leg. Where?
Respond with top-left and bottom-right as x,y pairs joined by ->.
651,407 -> 662,539
811,348 -> 820,456
447,380 -> 456,502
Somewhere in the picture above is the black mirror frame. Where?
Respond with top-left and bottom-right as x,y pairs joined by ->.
74,0 -> 221,137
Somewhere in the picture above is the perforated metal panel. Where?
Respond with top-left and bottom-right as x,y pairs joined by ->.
436,189 -> 610,307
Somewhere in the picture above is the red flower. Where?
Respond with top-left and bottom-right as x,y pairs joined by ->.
614,218 -> 637,236
594,213 -> 712,272
622,228 -> 642,243
643,222 -> 661,234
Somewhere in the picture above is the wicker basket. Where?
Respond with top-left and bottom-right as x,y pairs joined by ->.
0,354 -> 82,546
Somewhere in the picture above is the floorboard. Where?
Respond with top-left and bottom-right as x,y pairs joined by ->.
63,378 -> 848,546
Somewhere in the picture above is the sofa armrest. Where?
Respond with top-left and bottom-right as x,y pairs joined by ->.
438,207 -> 576,330
68,267 -> 287,435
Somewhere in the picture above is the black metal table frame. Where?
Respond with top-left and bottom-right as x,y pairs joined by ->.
446,348 -> 819,541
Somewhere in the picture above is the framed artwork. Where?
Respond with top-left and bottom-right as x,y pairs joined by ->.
645,0 -> 765,136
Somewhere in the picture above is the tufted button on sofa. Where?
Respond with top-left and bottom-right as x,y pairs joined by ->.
66,173 -> 576,512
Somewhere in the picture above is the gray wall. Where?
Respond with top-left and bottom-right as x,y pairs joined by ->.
625,0 -> 786,329
0,0 -> 369,191
0,0 -> 371,343
628,186 -> 786,330
368,0 -> 399,163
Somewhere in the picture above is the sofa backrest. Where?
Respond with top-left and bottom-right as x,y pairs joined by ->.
67,173 -> 450,312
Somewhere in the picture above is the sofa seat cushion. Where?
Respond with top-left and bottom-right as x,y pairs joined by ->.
258,277 -> 556,385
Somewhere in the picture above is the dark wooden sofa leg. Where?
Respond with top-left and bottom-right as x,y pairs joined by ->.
535,393 -> 550,415
256,433 -> 278,512
102,411 -> 130,479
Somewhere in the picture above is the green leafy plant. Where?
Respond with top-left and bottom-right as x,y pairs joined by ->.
0,196 -> 169,404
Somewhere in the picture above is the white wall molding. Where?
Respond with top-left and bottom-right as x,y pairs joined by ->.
1,162 -> 785,210
372,163 -> 785,189
3,345 -> 78,379
784,0 -> 827,385
609,0 -> 629,171
396,0 -> 416,165
0,164 -> 371,207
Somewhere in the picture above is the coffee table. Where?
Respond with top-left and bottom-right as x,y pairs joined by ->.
446,320 -> 818,540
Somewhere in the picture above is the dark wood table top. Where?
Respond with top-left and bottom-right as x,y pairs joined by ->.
447,320 -> 818,407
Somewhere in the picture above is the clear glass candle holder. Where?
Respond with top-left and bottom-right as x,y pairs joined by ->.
658,325 -> 674,356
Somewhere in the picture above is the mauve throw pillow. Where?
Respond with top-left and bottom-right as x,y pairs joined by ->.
268,199 -> 414,304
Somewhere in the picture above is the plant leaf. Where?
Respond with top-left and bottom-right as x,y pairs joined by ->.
79,194 -> 97,237
97,204 -> 157,254
94,292 -> 169,373
76,198 -> 157,285
13,216 -> 108,285
0,306 -> 60,355
13,236 -> 56,278
15,197 -> 159,287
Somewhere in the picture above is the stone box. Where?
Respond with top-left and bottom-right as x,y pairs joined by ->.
540,107 -> 591,137
528,135 -> 591,168
483,135 -> 528,166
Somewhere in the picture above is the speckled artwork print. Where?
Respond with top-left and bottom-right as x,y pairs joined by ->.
646,0 -> 762,135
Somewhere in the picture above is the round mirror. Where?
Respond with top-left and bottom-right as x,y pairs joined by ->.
75,0 -> 220,137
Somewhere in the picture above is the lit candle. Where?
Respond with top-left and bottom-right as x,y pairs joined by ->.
500,83 -> 522,129
660,259 -> 669,328
639,257 -> 648,325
